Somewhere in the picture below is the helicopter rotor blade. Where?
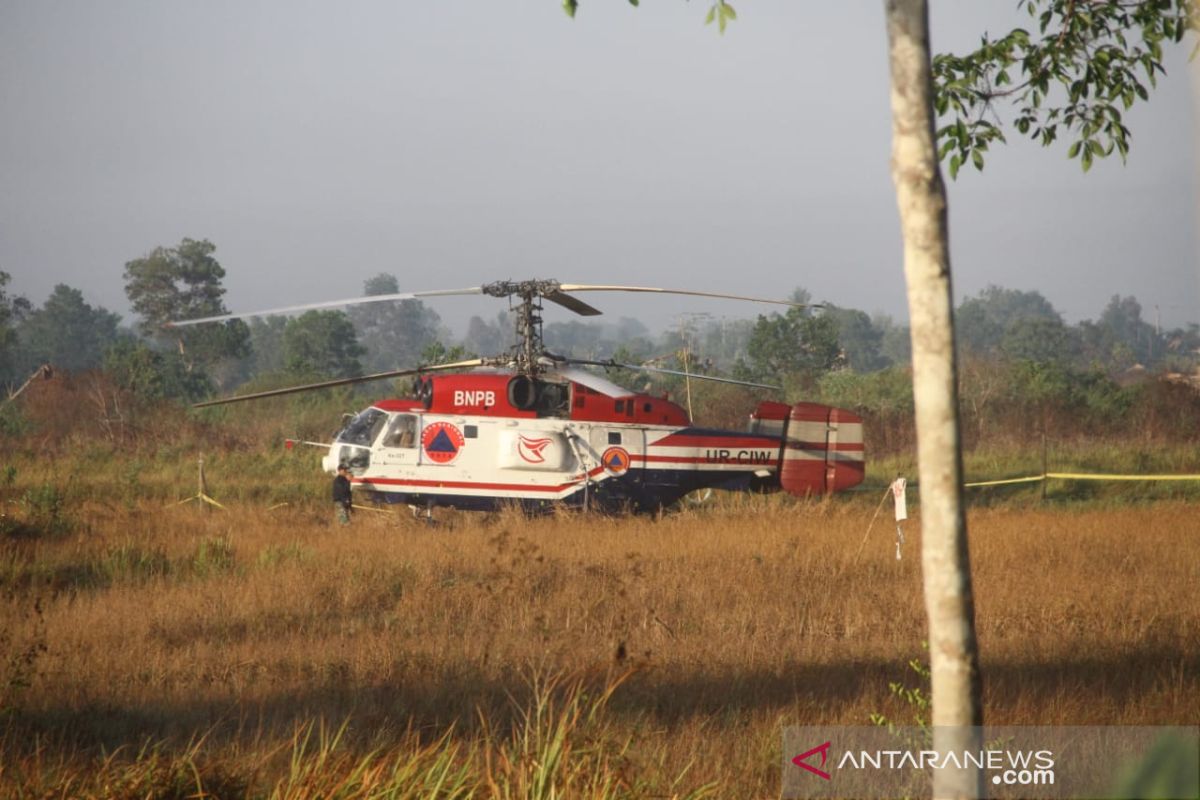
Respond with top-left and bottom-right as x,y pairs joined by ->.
168,287 -> 485,328
170,280 -> 815,328
192,359 -> 485,408
565,358 -> 781,392
628,365 -> 781,391
544,365 -> 626,397
556,284 -> 819,310
543,290 -> 603,317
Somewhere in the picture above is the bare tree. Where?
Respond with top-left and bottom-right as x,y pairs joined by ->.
884,1 -> 982,797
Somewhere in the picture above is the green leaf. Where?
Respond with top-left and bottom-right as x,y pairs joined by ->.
1111,734 -> 1200,800
949,154 -> 962,179
1067,140 -> 1082,159
931,0 -> 1188,171
705,4 -> 716,25
971,149 -> 985,171
628,0 -> 638,5
722,3 -> 737,20
563,0 -> 578,18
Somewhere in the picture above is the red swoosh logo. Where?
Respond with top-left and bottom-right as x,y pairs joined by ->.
518,435 -> 552,463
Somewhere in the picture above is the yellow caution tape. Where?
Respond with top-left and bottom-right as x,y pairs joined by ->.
199,493 -> 227,510
963,475 -> 1046,488
1047,472 -> 1200,482
965,472 -> 1200,488
350,503 -> 394,514
171,493 -> 228,510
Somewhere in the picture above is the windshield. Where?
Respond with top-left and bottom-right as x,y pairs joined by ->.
337,408 -> 388,447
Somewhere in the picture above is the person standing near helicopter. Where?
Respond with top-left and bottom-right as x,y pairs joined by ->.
332,463 -> 353,525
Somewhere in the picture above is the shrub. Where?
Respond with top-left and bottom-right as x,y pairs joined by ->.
19,483 -> 71,537
101,542 -> 173,584
191,536 -> 235,578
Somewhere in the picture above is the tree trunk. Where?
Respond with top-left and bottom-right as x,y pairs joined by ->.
883,2 -> 983,798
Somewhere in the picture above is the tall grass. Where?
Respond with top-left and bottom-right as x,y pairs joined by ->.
2,375 -> 1199,794
0,491 -> 1196,795
2,668 -> 717,798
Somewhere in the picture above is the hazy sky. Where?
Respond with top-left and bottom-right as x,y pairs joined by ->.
2,1 -> 1196,336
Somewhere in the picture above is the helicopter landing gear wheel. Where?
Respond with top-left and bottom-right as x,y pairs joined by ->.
408,500 -> 437,527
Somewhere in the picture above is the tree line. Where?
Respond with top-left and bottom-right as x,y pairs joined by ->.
2,238 -> 1197,428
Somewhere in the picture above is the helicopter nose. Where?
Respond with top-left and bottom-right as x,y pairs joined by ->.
321,451 -> 338,474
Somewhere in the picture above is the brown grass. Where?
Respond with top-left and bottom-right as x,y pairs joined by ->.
1,494 -> 1197,796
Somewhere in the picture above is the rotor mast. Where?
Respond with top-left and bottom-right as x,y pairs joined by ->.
482,280 -> 559,378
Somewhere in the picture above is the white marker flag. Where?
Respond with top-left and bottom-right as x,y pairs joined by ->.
891,477 -> 908,522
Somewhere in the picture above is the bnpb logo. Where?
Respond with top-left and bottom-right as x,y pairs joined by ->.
601,446 -> 631,476
422,422 -> 465,464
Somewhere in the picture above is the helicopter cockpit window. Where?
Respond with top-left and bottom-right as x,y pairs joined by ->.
382,414 -> 418,448
338,408 -> 388,447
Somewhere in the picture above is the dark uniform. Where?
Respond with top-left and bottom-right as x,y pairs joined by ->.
332,466 -> 353,525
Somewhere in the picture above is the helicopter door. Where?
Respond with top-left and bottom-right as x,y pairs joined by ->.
589,427 -> 644,484
375,413 -> 422,468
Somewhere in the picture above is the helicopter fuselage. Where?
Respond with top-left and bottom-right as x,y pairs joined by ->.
320,371 -> 864,513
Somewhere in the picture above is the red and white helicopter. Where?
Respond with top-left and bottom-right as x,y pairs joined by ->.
175,280 -> 864,513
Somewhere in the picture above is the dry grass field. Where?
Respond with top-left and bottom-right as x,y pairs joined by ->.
2,488 -> 1197,797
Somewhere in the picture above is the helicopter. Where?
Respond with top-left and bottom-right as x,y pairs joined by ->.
172,279 -> 864,513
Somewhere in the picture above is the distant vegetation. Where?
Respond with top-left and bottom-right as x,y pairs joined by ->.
3,239 -> 1199,458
